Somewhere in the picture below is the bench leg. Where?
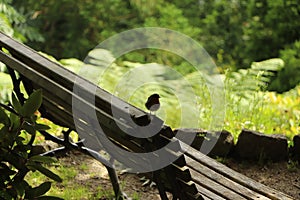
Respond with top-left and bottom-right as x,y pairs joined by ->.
153,171 -> 169,200
106,166 -> 124,200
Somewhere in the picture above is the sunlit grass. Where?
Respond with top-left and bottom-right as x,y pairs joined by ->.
224,86 -> 300,142
48,185 -> 92,200
25,160 -> 116,199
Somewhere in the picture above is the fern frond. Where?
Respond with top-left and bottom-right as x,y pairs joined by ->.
227,58 -> 284,95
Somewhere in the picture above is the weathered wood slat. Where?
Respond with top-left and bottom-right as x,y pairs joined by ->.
171,165 -> 192,182
153,129 -> 293,200
42,96 -> 148,156
185,156 -> 270,199
189,167 -> 248,200
42,96 -> 148,154
182,143 -> 293,200
194,184 -> 226,200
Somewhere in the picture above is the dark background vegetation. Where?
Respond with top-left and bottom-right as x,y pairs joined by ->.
1,0 -> 299,92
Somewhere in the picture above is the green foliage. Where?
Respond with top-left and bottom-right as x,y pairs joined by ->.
135,2 -> 201,74
269,40 -> 300,92
12,0 -> 141,59
0,0 -> 297,138
227,58 -> 284,96
0,89 -> 62,200
196,0 -> 248,67
242,0 -> 300,65
9,0 -> 300,85
0,0 -> 44,42
184,0 -> 300,69
224,58 -> 297,140
143,2 -> 200,37
0,72 -> 12,103
76,49 -> 299,141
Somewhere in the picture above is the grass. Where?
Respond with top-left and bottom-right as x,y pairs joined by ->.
224,86 -> 300,143
25,156 -> 116,200
287,160 -> 299,172
24,152 -> 146,199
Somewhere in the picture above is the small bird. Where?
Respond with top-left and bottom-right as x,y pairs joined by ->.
145,93 -> 160,114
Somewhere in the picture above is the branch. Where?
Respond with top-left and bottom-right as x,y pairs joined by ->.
0,102 -> 18,115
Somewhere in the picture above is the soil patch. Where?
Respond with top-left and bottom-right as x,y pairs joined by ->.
225,158 -> 300,199
57,151 -> 299,199
57,151 -> 162,200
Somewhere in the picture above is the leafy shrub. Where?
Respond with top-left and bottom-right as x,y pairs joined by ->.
227,58 -> 284,95
269,40 -> 300,92
0,89 -> 62,200
0,0 -> 44,43
223,58 -> 299,140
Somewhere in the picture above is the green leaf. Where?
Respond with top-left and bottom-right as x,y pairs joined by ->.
36,196 -> 64,200
15,136 -> 25,146
0,164 -> 16,180
0,190 -> 13,200
12,180 -> 29,198
0,126 -> 11,148
21,89 -> 43,117
23,122 -> 36,135
30,145 -> 46,156
0,108 -> 10,126
30,114 -> 38,122
5,152 -> 25,170
9,113 -> 20,132
34,123 -> 50,131
25,182 -> 51,199
29,155 -> 57,164
27,163 -> 62,182
11,92 -> 22,114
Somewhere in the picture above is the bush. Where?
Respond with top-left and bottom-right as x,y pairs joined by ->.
0,89 -> 62,200
269,40 -> 300,92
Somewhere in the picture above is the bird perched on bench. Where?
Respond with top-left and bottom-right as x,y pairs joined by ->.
145,93 -> 160,114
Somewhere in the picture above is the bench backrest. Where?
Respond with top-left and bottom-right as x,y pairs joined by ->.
0,32 -> 202,199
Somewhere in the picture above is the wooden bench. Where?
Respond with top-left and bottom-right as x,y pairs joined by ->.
0,32 -> 293,200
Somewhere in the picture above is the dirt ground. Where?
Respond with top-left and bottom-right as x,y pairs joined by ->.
58,151 -> 299,200
57,151 -> 163,200
225,158 -> 300,200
